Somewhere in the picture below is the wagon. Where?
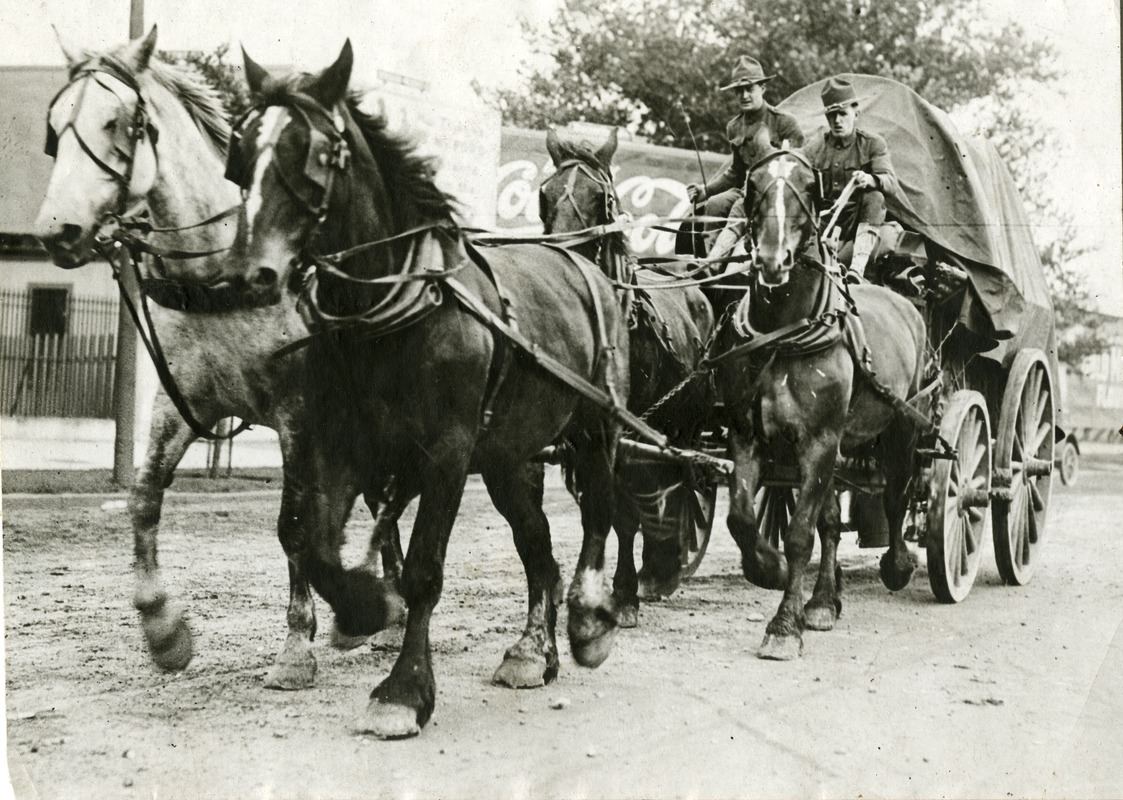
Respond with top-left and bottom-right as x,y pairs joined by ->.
659,75 -> 1060,602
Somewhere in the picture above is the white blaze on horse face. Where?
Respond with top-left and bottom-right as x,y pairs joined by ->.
245,107 -> 290,241
767,156 -> 798,259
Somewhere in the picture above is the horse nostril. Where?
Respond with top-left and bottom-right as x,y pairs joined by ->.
252,267 -> 278,288
58,223 -> 83,245
39,223 -> 84,249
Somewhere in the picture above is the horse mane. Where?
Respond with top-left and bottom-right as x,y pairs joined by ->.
147,59 -> 231,151
255,77 -> 462,228
344,93 -> 461,226
71,51 -> 231,153
550,137 -> 630,263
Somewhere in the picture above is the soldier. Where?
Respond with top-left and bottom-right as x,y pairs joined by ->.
804,77 -> 899,276
687,56 -> 804,261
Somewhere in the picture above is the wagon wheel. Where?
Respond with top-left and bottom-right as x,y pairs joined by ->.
992,349 -> 1055,585
1059,439 -> 1079,487
681,479 -> 718,578
756,486 -> 796,550
926,389 -> 992,604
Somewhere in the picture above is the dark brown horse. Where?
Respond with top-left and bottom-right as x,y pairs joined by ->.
713,147 -> 927,659
227,42 -> 632,737
539,128 -> 716,625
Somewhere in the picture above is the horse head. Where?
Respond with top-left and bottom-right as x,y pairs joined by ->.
35,28 -> 163,267
746,148 -> 818,287
540,128 -> 620,261
230,41 -> 455,318
35,26 -> 246,292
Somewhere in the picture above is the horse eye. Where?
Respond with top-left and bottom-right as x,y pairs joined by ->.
104,119 -> 117,132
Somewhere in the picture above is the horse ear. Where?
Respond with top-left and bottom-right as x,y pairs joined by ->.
123,25 -> 158,71
241,47 -> 270,94
305,39 -> 353,107
546,128 -> 564,167
595,127 -> 618,167
52,25 -> 85,69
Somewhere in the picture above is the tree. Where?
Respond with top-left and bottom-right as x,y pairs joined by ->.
157,43 -> 251,119
490,0 -> 1057,150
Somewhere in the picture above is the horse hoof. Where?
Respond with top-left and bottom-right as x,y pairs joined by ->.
758,632 -> 803,661
142,611 -> 194,672
879,552 -> 915,592
569,627 -> 617,669
615,602 -> 640,629
330,622 -> 371,651
356,701 -> 421,740
263,652 -> 317,690
492,655 -> 550,689
803,604 -> 837,632
637,570 -> 681,600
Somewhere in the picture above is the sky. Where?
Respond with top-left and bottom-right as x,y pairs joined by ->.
2,0 -> 1120,312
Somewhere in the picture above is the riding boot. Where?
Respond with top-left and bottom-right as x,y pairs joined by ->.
849,223 -> 880,277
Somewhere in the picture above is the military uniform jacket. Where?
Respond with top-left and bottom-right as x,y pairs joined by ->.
804,127 -> 900,203
706,105 -> 805,196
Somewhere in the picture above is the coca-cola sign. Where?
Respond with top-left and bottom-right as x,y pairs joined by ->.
496,127 -> 726,257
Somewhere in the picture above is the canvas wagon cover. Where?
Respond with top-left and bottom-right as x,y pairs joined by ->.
778,74 -> 1053,349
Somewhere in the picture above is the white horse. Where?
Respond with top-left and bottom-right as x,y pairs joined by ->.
34,27 -> 403,689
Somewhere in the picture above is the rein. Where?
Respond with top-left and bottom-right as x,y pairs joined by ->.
103,239 -> 251,442
46,65 -> 152,220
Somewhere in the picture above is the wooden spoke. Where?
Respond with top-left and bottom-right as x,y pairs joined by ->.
994,350 -> 1055,586
927,390 -> 991,603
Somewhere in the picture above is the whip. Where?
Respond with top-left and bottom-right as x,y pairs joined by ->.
675,100 -> 709,198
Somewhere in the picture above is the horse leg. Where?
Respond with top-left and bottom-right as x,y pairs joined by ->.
726,430 -> 783,590
759,436 -> 839,661
330,487 -> 410,652
275,440 -> 399,646
131,397 -> 209,672
487,461 -> 565,688
878,421 -> 919,591
805,489 -> 844,631
566,426 -> 622,669
263,431 -> 342,689
611,494 -> 641,629
359,448 -> 472,739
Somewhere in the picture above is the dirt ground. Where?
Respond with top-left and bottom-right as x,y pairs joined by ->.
4,453 -> 1123,799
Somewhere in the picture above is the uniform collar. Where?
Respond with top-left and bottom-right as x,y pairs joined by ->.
827,130 -> 857,148
737,105 -> 769,126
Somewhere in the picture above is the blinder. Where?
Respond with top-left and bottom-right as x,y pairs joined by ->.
224,102 -> 350,218
42,68 -> 158,179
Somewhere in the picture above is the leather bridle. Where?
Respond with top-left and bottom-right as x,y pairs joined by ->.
45,60 -> 157,220
540,159 -> 619,232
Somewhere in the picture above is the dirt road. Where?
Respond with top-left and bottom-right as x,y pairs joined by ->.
4,455 -> 1122,799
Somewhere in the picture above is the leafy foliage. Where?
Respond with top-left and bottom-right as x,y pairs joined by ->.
491,0 -> 1057,149
157,44 -> 251,119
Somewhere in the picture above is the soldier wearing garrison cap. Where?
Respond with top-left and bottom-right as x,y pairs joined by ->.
804,77 -> 899,276
687,56 -> 805,261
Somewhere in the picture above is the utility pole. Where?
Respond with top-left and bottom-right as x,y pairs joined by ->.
112,0 -> 143,486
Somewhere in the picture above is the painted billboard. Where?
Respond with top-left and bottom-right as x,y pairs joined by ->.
497,125 -> 727,257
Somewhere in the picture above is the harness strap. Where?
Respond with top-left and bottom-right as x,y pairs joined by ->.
444,276 -> 670,449
461,240 -> 517,431
108,245 -> 250,442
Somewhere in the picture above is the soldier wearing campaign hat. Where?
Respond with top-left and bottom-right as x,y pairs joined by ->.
804,77 -> 899,276
688,56 -> 805,261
